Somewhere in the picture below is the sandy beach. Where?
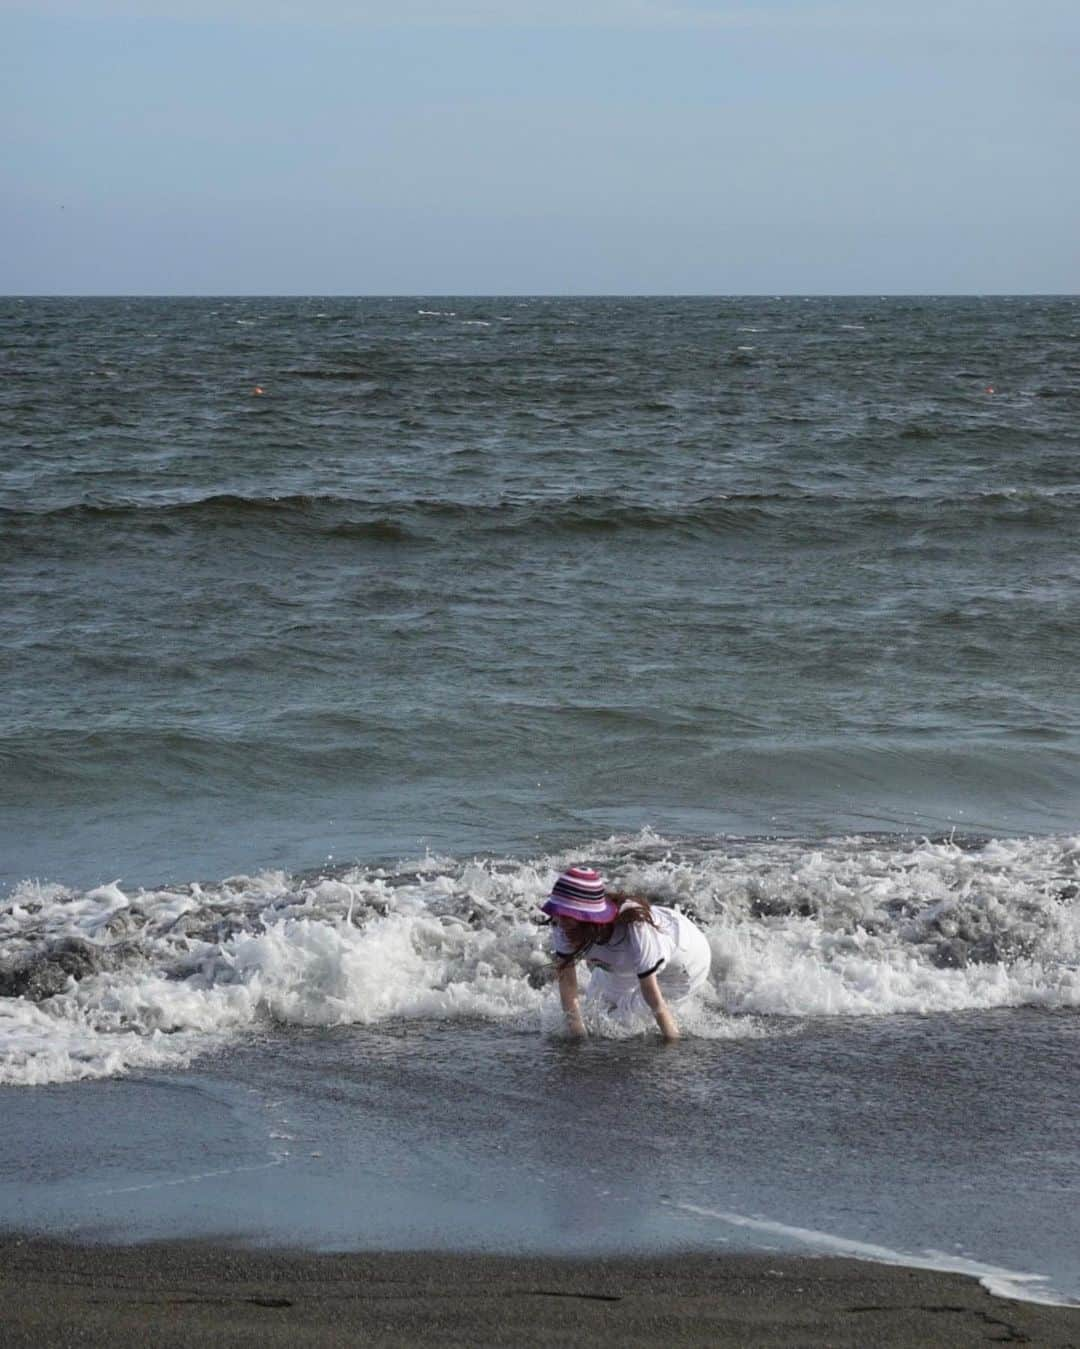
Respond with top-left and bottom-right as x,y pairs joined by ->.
1,1239 -> 1077,1347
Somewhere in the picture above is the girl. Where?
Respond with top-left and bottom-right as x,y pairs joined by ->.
541,866 -> 712,1041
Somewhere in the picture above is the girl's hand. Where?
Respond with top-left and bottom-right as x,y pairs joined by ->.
638,972 -> 679,1042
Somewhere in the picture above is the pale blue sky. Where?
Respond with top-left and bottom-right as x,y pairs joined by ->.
4,1 -> 1078,293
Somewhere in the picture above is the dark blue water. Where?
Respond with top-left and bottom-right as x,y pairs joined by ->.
3,295 -> 1079,891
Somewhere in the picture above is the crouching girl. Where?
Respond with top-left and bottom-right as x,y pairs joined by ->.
541,866 -> 711,1041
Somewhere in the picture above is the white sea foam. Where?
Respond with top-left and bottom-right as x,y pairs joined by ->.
0,996 -> 205,1086
671,1203 -> 1072,1305
2,832 -> 1078,1084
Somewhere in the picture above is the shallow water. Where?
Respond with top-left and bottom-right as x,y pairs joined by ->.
3,1011 -> 1078,1303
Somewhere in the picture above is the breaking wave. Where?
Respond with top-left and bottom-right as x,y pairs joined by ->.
2,830 -> 1078,1085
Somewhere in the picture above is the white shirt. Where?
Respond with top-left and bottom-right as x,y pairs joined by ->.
552,903 -> 710,997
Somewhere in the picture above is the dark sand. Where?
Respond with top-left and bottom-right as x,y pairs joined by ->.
1,1239 -> 1077,1347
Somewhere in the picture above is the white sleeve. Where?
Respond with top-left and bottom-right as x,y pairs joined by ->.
627,922 -> 666,978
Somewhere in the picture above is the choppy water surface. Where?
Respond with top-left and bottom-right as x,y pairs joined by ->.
3,296 -> 1079,887
2,297 -> 1079,1293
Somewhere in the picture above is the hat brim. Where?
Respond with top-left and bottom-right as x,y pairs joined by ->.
541,896 -> 619,924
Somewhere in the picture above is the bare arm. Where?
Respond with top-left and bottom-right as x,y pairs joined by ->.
557,962 -> 586,1039
638,972 -> 679,1042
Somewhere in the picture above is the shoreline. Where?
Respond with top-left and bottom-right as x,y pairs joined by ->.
1,1238 -> 1078,1347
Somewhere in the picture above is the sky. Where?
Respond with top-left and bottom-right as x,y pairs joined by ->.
3,1 -> 1078,294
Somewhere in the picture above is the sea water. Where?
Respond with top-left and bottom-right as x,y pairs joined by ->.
2,296 -> 1079,1301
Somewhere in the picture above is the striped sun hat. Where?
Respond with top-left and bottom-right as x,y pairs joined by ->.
541,866 -> 618,924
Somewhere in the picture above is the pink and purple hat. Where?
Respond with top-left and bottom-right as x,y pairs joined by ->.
541,866 -> 618,924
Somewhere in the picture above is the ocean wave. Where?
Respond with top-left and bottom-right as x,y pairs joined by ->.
2,831 -> 1078,1085
2,492 -> 325,523
5,486 -> 1078,553
0,491 -> 774,552
0,724 -> 406,796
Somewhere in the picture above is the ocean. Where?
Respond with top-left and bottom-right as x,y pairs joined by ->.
2,295 -> 1079,1304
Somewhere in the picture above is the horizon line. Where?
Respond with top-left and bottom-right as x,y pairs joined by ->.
4,291 -> 1079,301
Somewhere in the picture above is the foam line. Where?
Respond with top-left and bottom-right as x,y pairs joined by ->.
670,1202 -> 1074,1307
95,1151 -> 289,1197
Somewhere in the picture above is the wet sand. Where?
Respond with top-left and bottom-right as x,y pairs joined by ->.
1,1239 -> 1078,1347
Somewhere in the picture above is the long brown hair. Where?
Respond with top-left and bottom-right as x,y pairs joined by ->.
554,893 -> 658,965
